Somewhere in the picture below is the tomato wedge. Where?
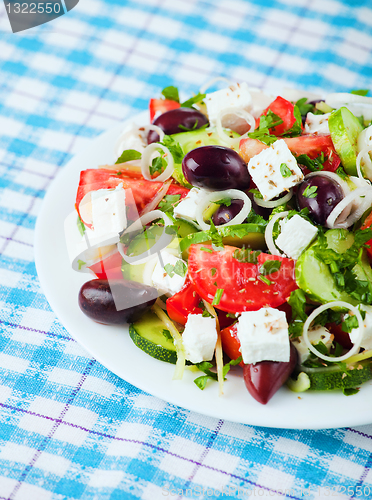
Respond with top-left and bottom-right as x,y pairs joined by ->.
149,99 -> 180,121
188,244 -> 297,313
89,250 -> 123,280
256,96 -> 301,136
76,169 -> 168,225
166,183 -> 190,199
220,323 -> 244,367
166,278 -> 203,325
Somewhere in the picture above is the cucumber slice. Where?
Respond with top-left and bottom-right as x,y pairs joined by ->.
286,372 -> 311,392
299,360 -> 372,391
328,107 -> 364,175
129,310 -> 177,364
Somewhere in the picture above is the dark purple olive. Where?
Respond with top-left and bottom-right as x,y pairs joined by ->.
182,145 -> 250,191
247,192 -> 272,220
148,108 -> 209,143
212,199 -> 244,226
78,279 -> 157,325
243,343 -> 298,405
296,175 -> 344,225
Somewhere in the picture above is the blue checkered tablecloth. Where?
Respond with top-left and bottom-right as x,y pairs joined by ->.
0,0 -> 372,498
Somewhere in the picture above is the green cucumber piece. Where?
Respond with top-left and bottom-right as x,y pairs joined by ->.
129,311 -> 177,364
328,107 -> 364,175
286,372 -> 311,392
299,360 -> 372,391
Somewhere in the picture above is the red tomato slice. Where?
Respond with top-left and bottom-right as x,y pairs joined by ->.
240,135 -> 337,164
89,250 -> 123,280
166,278 -> 203,325
166,183 -> 190,199
220,323 -> 244,367
188,244 -> 298,313
149,99 -> 180,121
256,96 -> 301,136
76,169 -> 168,225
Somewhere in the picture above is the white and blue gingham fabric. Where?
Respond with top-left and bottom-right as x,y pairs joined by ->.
0,0 -> 372,499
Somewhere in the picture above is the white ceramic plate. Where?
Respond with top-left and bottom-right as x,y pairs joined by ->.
35,111 -> 372,430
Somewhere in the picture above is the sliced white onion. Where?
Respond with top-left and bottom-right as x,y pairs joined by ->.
254,189 -> 293,208
215,107 -> 256,147
199,77 -> 233,94
141,143 -> 174,182
195,189 -> 251,231
325,92 -> 372,109
325,186 -> 372,229
264,211 -> 289,257
303,301 -> 364,362
115,124 -> 165,160
117,210 -> 174,265
356,147 -> 372,183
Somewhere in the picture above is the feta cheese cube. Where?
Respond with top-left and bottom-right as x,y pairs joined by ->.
173,187 -> 202,223
247,139 -> 303,200
182,314 -> 217,364
349,305 -> 372,350
304,112 -> 331,136
205,82 -> 252,129
151,251 -> 187,297
236,307 -> 290,364
294,326 -> 334,364
275,214 -> 318,260
91,185 -> 127,238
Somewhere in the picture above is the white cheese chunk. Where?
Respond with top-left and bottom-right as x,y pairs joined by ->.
294,326 -> 334,365
275,214 -> 318,260
151,251 -> 187,297
91,185 -> 127,238
348,305 -> 372,350
247,139 -> 303,200
304,112 -> 331,136
173,187 -> 203,223
182,314 -> 217,364
205,82 -> 252,130
236,307 -> 290,364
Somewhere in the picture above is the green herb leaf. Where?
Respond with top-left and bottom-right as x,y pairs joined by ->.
280,162 -> 292,178
208,218 -> 224,251
215,197 -> 232,207
342,314 -> 359,333
158,194 -> 181,215
249,188 -> 263,199
160,135 -> 185,164
162,329 -> 173,341
351,89 -> 369,96
343,387 -> 360,396
295,97 -> 314,116
296,152 -> 326,172
200,246 -> 213,253
149,155 -> 167,176
164,263 -> 175,278
258,275 -> 273,286
211,268 -> 217,276
77,215 -> 86,236
248,109 -> 282,145
202,310 -> 213,318
259,259 -> 282,275
181,92 -> 206,108
233,249 -> 261,264
77,259 -> 86,270
161,85 -> 180,102
212,288 -> 224,306
115,149 -> 142,165
164,261 -> 187,278
302,185 -> 318,198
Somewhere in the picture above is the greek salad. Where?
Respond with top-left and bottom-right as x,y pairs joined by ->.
66,80 -> 372,405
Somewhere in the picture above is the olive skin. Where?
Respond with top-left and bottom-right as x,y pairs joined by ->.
182,145 -> 250,191
78,279 -> 157,325
212,199 -> 244,226
148,108 -> 209,143
243,343 -> 298,404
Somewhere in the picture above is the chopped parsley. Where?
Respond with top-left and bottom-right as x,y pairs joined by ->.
233,248 -> 261,264
158,194 -> 181,215
249,188 -> 263,199
200,246 -> 213,253
115,149 -> 142,164
248,109 -> 282,146
212,288 -> 224,306
259,259 -> 282,275
215,197 -> 232,207
295,97 -> 315,116
77,215 -> 86,236
287,289 -> 307,338
258,275 -> 273,286
162,329 -> 173,341
342,314 -> 359,333
161,85 -> 180,102
160,135 -> 184,164
351,89 -> 369,96
181,92 -> 206,108
77,259 -> 86,270
164,261 -> 187,278
149,155 -> 167,176
211,268 -> 217,276
193,356 -> 242,390
280,162 -> 292,178
202,310 -> 213,318
296,152 -> 326,172
302,185 -> 318,198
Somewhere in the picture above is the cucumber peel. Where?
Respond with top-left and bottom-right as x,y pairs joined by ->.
328,107 -> 364,175
286,372 -> 311,392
